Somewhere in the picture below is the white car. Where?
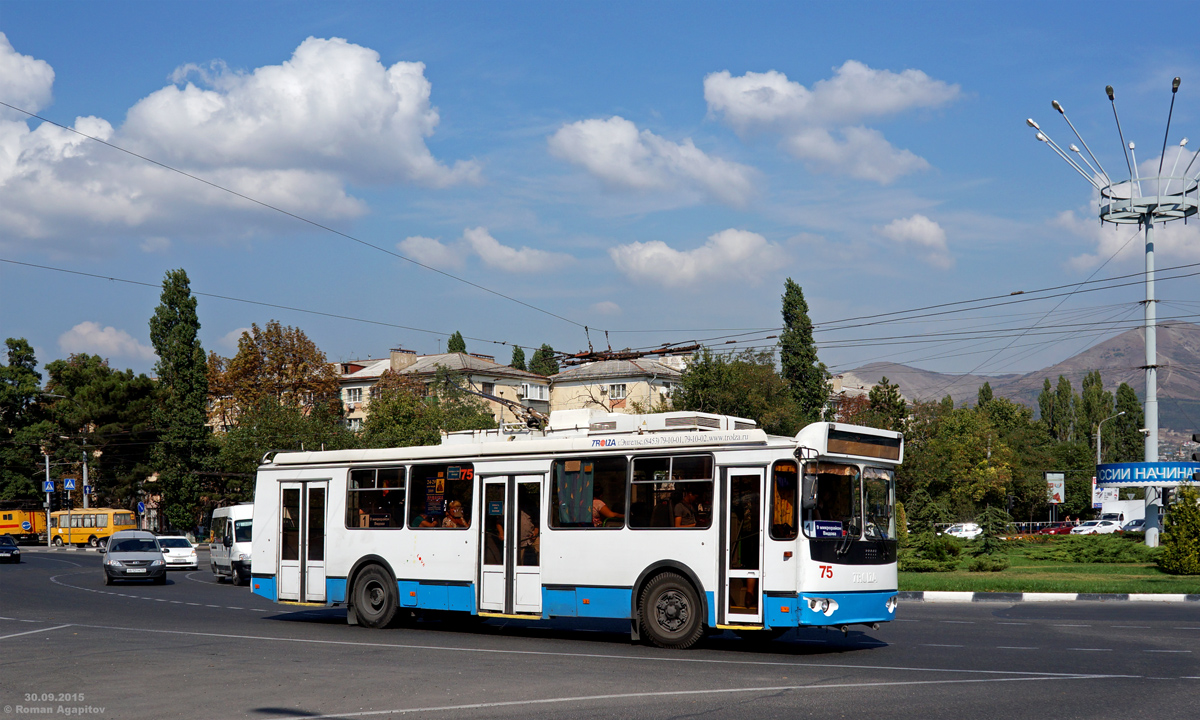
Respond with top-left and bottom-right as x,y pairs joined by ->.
1070,520 -> 1122,535
157,535 -> 199,570
941,523 -> 983,540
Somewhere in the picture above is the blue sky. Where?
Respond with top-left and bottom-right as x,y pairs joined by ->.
2,1 -> 1198,391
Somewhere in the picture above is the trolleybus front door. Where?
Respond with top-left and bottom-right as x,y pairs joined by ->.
479,475 -> 543,615
278,481 -> 328,603
724,469 -> 764,625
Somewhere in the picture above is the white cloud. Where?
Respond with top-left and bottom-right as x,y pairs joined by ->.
548,116 -> 755,207
610,228 -> 787,288
219,327 -> 252,351
58,321 -> 156,361
590,301 -> 622,316
877,214 -> 952,269
0,32 -> 53,120
704,61 -> 958,183
397,235 -> 464,269
1056,207 -> 1200,271
0,36 -> 477,253
463,227 -> 572,273
140,236 -> 171,253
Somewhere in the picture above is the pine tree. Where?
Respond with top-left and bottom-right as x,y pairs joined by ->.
529,344 -> 559,376
867,376 -> 907,431
779,278 -> 828,424
149,269 -> 210,532
0,338 -> 53,500
510,346 -> 526,371
1079,370 -> 1114,452
977,381 -> 993,407
447,331 -> 467,354
1111,383 -> 1144,463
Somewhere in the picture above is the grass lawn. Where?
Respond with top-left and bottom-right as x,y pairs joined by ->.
899,538 -> 1200,594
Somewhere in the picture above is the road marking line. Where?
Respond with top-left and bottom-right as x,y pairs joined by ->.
1173,627 -> 1200,630
227,607 -> 243,610
0,624 -> 72,640
40,620 -> 1136,679
1112,625 -> 1151,629
186,603 -> 200,606
206,604 -> 220,608
256,675 -> 1127,720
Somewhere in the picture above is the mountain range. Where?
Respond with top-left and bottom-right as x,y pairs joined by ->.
839,322 -> 1200,433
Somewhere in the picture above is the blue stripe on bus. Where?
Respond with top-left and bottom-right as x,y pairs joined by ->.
326,578 -> 347,604
251,576 -> 276,601
764,594 -> 798,628
396,580 -> 475,613
542,586 -> 634,619
797,591 -> 896,626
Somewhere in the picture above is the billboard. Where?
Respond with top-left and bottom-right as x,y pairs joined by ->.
1046,471 -> 1065,504
1091,477 -> 1120,508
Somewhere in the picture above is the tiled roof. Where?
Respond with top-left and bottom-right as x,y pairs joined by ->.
397,353 -> 547,381
551,359 -> 681,382
340,358 -> 391,380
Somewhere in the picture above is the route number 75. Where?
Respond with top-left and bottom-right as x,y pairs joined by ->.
819,565 -> 834,579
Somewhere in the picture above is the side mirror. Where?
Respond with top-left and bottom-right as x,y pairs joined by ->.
801,473 -> 818,510
223,535 -> 232,548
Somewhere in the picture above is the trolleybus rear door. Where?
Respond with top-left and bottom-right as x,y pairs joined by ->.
724,469 -> 764,625
278,480 -> 328,603
478,475 -> 543,615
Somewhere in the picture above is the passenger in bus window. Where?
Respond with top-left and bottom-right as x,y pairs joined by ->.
675,489 -> 699,527
442,500 -> 468,528
592,495 -> 622,527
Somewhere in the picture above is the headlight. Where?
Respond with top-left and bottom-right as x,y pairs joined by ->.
150,559 -> 163,566
107,559 -> 123,567
238,553 -> 250,562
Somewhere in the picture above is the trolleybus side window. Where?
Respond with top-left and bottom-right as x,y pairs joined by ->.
629,454 -> 713,529
346,466 -> 406,528
770,460 -> 798,540
97,514 -> 108,528
550,456 -> 627,529
802,462 -> 862,539
863,467 -> 895,540
409,463 -> 474,529
114,512 -> 134,527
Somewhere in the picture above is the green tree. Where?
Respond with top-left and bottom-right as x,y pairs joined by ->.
510,346 -> 526,371
149,269 -> 211,532
360,368 -> 495,448
44,355 -> 158,510
779,278 -> 828,423
1079,370 -> 1114,453
0,339 -> 54,500
894,500 -> 910,548
675,349 -> 802,436
1111,383 -> 1144,463
447,331 -> 467,354
977,381 -> 993,407
1158,486 -> 1200,575
867,376 -> 907,432
973,505 -> 1014,556
1037,378 -> 1054,429
529,344 -> 559,376
1053,375 -> 1077,442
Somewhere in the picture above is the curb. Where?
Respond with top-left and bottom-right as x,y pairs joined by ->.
899,590 -> 1200,603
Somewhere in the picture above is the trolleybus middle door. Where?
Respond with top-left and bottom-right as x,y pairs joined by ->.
724,469 -> 765,625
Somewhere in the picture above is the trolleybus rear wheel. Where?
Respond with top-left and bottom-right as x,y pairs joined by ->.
639,572 -> 704,649
353,566 -> 397,629
52,537 -> 63,547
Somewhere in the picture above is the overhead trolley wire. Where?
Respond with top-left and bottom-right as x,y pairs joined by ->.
0,100 -> 590,333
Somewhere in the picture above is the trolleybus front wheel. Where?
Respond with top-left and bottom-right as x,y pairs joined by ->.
353,566 -> 397,629
52,537 -> 63,547
639,572 -> 704,649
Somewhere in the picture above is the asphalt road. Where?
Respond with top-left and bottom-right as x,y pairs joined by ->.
2,548 -> 1199,720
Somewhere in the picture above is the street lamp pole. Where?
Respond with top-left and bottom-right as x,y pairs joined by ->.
1097,411 -> 1126,467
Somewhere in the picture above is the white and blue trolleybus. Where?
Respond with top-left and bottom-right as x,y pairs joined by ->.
250,409 -> 902,648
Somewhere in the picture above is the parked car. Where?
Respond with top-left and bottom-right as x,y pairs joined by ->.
1035,522 -> 1073,535
0,534 -> 20,563
157,535 -> 198,570
941,523 -> 983,540
1069,520 -> 1122,535
100,530 -> 166,584
1121,518 -> 1146,533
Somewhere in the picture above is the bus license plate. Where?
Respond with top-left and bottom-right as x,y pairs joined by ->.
127,568 -> 146,574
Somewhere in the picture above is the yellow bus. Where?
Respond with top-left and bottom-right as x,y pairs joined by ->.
50,508 -> 137,547
0,506 -> 46,544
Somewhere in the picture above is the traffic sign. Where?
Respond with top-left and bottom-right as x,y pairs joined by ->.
64,478 -> 76,490
137,501 -> 145,514
21,521 -> 32,531
83,485 -> 92,494
43,480 -> 54,493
